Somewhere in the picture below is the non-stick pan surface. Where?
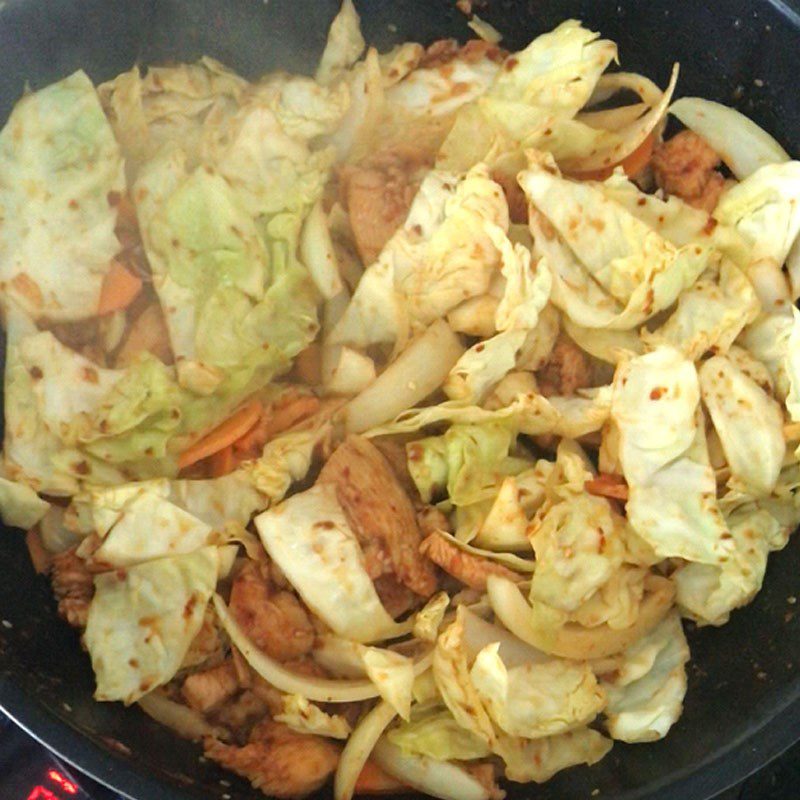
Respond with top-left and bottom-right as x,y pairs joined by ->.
1,1 -> 800,798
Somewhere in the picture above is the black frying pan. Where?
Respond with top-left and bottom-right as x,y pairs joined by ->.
1,1 -> 799,798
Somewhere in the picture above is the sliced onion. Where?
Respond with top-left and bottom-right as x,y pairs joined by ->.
324,346 -> 376,396
487,574 -> 675,660
577,102 -> 649,133
334,700 -> 397,800
434,529 -> 535,573
371,737 -> 490,800
344,319 -> 465,433
137,691 -> 230,742
460,606 -> 548,668
214,594 -> 380,702
560,64 -> 679,174
588,71 -> 665,107
313,635 -> 369,678
670,96 -> 790,179
301,200 -> 344,300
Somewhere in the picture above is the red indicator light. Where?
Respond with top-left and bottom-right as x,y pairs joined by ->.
26,787 -> 59,800
47,768 -> 78,795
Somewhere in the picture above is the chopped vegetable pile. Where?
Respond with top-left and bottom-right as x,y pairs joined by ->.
2,2 -> 800,798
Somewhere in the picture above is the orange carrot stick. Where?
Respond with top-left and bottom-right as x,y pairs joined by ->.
569,132 -> 656,182
585,473 -> 629,501
232,394 -> 320,458
208,444 -> 236,478
354,760 -> 408,795
178,400 -> 262,470
98,260 -> 143,315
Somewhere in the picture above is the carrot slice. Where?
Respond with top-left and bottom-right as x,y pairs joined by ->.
232,394 -> 321,459
585,473 -> 629,501
354,760 -> 407,795
208,444 -> 236,478
178,400 -> 263,470
569,132 -> 656,182
98,260 -> 143,315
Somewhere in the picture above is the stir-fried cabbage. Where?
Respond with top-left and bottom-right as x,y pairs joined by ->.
84,547 -> 225,704
599,611 -> 689,742
4,9 -> 800,797
522,153 -> 711,330
0,71 -> 125,321
255,483 -> 407,642
330,164 -> 509,353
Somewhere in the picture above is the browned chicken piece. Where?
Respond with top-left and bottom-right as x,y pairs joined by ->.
340,147 -> 430,266
249,676 -> 284,716
536,335 -> 592,398
370,435 -> 419,498
50,547 -> 93,629
318,435 -> 437,598
417,505 -> 452,538
687,170 -> 726,213
114,302 -> 173,367
211,690 -> 271,739
204,719 -> 340,799
652,130 -> 724,210
181,660 -> 240,714
420,532 -> 519,591
374,575 -> 417,619
229,562 -> 315,662
181,606 -> 226,671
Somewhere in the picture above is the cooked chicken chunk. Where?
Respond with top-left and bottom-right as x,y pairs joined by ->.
340,147 -> 429,266
50,547 -> 93,629
181,606 -> 226,671
536,335 -> 592,398
420,532 -> 519,591
373,574 -> 417,619
211,690 -> 271,739
319,435 -> 437,598
204,719 -> 340,799
229,562 -> 315,661
181,660 -> 240,714
652,130 -> 724,210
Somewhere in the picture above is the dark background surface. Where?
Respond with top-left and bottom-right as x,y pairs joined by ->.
1,1 -> 800,799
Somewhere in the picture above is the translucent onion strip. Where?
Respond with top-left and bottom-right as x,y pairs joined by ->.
589,71 -> 665,107
334,700 -> 397,800
344,319 -> 465,434
577,102 -> 649,133
487,574 -> 675,660
670,96 -> 790,179
137,692 -> 230,742
560,64 -> 679,174
371,737 -> 490,800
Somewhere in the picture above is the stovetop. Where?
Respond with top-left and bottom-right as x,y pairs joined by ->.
0,711 -> 797,800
